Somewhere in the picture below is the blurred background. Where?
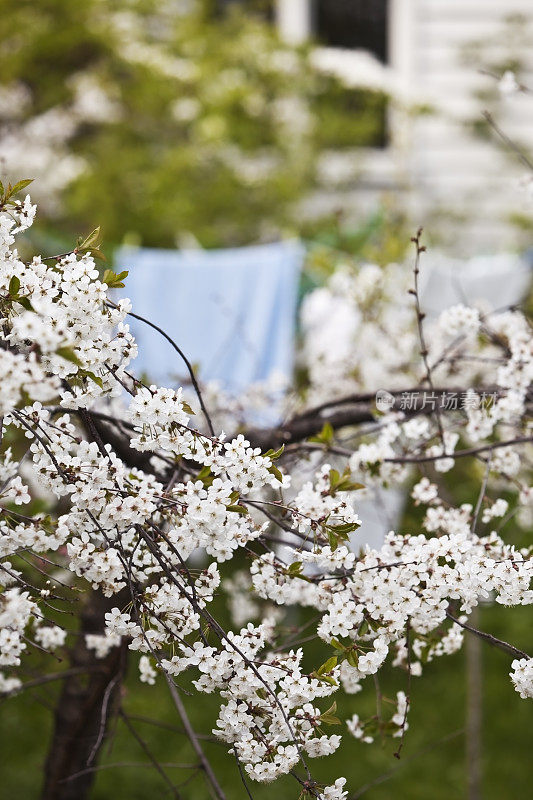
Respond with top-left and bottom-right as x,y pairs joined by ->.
4,0 -> 533,256
1,1 -> 532,798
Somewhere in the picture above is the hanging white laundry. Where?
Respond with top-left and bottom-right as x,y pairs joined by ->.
420,252 -> 532,315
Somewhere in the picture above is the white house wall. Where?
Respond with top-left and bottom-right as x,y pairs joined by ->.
279,0 -> 533,252
402,0 -> 533,252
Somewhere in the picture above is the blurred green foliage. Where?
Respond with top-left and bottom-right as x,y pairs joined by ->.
1,0 -> 388,249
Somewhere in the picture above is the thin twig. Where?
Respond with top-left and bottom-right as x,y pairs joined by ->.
232,747 -> 256,800
86,675 -> 120,766
165,676 -> 228,800
107,301 -> 215,435
482,111 -> 533,171
385,435 -> 532,464
409,229 -> 445,446
393,620 -> 411,759
60,760 -> 199,782
350,728 -> 464,799
119,710 -> 182,798
446,612 -> 529,659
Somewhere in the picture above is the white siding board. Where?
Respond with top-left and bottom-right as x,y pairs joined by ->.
413,21 -> 510,46
401,0 -> 533,250
416,0 -> 532,17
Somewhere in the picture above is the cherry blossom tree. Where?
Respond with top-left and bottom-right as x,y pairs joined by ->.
0,182 -> 532,800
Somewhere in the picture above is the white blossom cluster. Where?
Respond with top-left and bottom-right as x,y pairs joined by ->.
347,690 -> 408,744
160,620 -> 342,781
301,262 -> 418,404
510,657 -> 533,698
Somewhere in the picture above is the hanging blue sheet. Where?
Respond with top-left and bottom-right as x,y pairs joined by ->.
114,240 -> 304,393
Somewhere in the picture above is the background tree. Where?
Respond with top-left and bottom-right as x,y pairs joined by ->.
0,0 -> 386,249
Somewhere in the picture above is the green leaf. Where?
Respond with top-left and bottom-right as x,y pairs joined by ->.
327,521 -> 361,535
56,347 -> 81,366
89,248 -> 107,263
287,561 -> 303,577
329,468 -> 340,487
309,421 -> 334,445
197,465 -> 212,482
102,268 -> 128,288
8,275 -> 20,297
181,400 -> 194,415
268,464 -> 283,483
226,504 -> 248,515
327,529 -> 338,551
16,296 -> 35,312
78,226 -> 101,251
346,650 -> 359,668
8,275 -> 20,296
196,466 -> 213,487
367,461 -> 382,478
312,673 -> 338,687
319,701 -> 341,725
329,465 -> 365,494
80,370 -> 103,388
330,639 -> 345,651
11,178 -> 33,195
317,656 -> 338,675
263,445 -> 285,460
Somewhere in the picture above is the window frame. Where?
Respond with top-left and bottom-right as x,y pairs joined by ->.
275,0 -> 414,176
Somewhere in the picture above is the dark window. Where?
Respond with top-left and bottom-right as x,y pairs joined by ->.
315,0 -> 389,63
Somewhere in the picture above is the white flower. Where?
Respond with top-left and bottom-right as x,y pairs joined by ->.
438,304 -> 480,340
510,658 -> 533,698
320,777 -> 348,799
482,499 -> 508,524
34,626 -> 66,650
85,633 -> 121,658
499,71 -> 519,96
411,477 -> 439,506
139,655 -> 157,685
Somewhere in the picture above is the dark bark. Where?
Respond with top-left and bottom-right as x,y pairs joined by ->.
41,589 -> 128,800
246,386 -> 532,452
247,404 -> 377,450
81,412 -> 153,473
66,384 -> 530,464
